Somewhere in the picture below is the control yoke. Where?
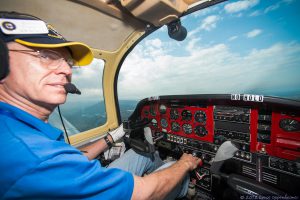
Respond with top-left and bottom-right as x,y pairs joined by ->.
123,119 -> 156,154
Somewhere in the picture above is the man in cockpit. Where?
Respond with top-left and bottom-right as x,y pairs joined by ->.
0,11 -> 201,199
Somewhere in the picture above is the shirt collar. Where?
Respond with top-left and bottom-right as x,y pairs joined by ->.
0,102 -> 63,140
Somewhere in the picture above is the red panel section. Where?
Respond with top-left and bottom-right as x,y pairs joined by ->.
250,108 -> 258,152
140,102 -> 214,143
140,101 -> 300,161
270,112 -> 300,161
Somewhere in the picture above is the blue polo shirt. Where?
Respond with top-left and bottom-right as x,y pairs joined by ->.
0,102 -> 134,199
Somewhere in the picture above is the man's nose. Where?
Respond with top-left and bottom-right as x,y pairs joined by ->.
55,59 -> 73,75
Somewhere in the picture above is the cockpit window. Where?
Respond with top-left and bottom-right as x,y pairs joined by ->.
118,0 -> 300,120
49,58 -> 106,135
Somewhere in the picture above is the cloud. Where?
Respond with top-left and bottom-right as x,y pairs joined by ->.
264,3 -> 280,13
249,10 -> 262,17
264,0 -> 295,14
186,37 -> 202,52
282,0 -> 295,4
200,15 -> 220,31
224,0 -> 259,13
250,0 -> 295,17
118,37 -> 300,100
228,35 -> 238,41
246,29 -> 262,38
146,38 -> 162,48
191,6 -> 220,18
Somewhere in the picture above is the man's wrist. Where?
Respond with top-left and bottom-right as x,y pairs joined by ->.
176,159 -> 193,172
104,135 -> 113,148
107,134 -> 114,143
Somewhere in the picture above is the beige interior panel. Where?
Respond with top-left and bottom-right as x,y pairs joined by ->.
120,0 -> 189,26
0,0 -> 144,51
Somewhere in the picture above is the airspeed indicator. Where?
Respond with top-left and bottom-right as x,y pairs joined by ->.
195,110 -> 206,124
194,125 -> 208,137
182,123 -> 192,134
171,122 -> 180,132
170,108 -> 179,120
160,118 -> 168,128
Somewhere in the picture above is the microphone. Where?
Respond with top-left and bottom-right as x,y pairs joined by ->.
64,83 -> 81,95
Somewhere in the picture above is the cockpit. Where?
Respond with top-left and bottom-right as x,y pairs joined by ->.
124,94 -> 300,198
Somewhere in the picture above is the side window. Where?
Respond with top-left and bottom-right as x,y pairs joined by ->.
49,58 -> 106,135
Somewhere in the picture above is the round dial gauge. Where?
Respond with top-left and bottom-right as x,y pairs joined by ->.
182,123 -> 192,134
194,125 -> 208,137
171,122 -> 180,132
170,108 -> 179,120
279,118 -> 300,132
160,118 -> 168,128
151,118 -> 158,127
150,104 -> 156,116
143,110 -> 149,116
159,104 -> 167,114
195,110 -> 206,124
181,110 -> 192,121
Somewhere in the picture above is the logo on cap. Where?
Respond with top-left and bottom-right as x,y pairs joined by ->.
47,24 -> 66,41
2,21 -> 16,31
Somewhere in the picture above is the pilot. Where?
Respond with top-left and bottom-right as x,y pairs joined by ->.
0,11 -> 201,199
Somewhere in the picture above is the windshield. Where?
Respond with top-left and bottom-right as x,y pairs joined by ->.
118,0 -> 300,109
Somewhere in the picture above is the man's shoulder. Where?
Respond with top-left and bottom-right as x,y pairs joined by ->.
0,114 -> 78,161
0,115 -> 83,198
0,110 -> 78,173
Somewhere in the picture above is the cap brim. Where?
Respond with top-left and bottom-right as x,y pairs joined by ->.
15,39 -> 93,66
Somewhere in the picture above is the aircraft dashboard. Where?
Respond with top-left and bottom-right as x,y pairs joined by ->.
125,94 -> 300,199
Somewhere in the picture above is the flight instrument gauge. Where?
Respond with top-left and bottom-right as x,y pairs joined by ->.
171,122 -> 180,132
279,118 -> 300,132
159,104 -> 167,114
194,125 -> 208,137
150,104 -> 156,116
182,123 -> 192,134
160,118 -> 168,128
151,118 -> 158,127
195,110 -> 206,124
181,110 -> 192,121
170,108 -> 179,120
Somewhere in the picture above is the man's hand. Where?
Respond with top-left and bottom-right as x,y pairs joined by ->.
108,124 -> 125,142
177,153 -> 202,171
132,153 -> 202,200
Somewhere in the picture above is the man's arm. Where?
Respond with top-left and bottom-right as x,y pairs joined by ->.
132,153 -> 200,200
80,124 -> 125,160
79,134 -> 113,160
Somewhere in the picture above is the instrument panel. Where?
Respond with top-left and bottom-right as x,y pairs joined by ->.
127,94 -> 300,197
139,98 -> 300,162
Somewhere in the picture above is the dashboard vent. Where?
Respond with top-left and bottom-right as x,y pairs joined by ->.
242,165 -> 278,185
262,172 -> 278,185
242,165 -> 256,178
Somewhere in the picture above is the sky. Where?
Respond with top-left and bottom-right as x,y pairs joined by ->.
116,0 -> 300,101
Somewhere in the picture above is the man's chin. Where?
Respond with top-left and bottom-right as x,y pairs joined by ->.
46,88 -> 67,103
42,94 -> 67,107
